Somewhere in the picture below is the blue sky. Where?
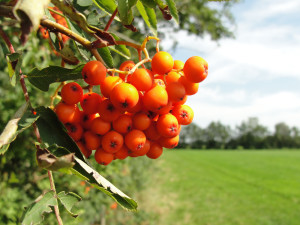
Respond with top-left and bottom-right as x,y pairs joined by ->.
162,0 -> 300,131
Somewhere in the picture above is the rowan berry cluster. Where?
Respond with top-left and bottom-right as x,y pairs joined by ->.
54,51 -> 208,165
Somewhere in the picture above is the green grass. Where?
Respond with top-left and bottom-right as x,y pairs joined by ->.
150,150 -> 300,225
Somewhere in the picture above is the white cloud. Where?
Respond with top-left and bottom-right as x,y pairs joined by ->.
161,0 -> 300,130
187,91 -> 300,130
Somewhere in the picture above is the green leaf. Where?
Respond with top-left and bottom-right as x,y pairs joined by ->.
35,107 -> 86,162
73,157 -> 138,211
111,33 -> 131,58
98,47 -> 114,68
27,64 -> 84,92
166,0 -> 179,23
6,52 -> 22,86
21,191 -> 57,225
59,45 -> 80,65
0,103 -> 39,155
136,1 -> 157,36
57,191 -> 81,217
92,0 -> 117,15
140,0 -> 157,8
36,146 -> 75,173
109,46 -> 130,60
128,0 -> 138,9
117,0 -> 134,25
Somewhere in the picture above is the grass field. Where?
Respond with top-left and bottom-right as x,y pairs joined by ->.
147,150 -> 300,225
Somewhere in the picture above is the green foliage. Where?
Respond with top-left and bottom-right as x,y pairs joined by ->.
27,65 -> 84,92
21,191 -> 58,225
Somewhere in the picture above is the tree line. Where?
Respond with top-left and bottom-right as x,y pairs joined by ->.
178,117 -> 300,149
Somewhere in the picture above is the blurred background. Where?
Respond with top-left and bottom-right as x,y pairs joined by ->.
1,0 -> 300,224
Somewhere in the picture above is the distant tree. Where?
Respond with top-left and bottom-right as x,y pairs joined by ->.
274,122 -> 292,148
202,121 -> 231,149
179,123 -> 203,148
235,117 -> 269,149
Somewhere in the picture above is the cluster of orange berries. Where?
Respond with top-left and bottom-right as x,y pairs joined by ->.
54,51 -> 208,165
40,7 -> 70,43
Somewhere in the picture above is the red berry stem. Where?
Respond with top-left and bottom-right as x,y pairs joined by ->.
104,8 -> 118,31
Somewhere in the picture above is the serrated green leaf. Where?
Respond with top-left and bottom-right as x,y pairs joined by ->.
92,0 -> 117,14
73,157 -> 138,211
21,191 -> 57,225
27,64 -> 84,91
98,47 -> 114,68
0,103 -> 39,155
117,0 -> 134,25
35,107 -> 86,162
166,0 -> 179,23
57,191 -> 81,217
136,1 -> 157,36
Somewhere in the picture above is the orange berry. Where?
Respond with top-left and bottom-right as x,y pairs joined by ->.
156,113 -> 179,137
119,60 -> 135,81
90,117 -> 111,135
95,148 -> 114,165
178,76 -> 199,96
151,51 -> 174,75
61,82 -> 83,105
65,123 -> 83,141
110,83 -> 139,111
80,92 -> 102,115
102,131 -> 124,153
146,142 -> 163,159
183,56 -> 208,83
159,135 -> 179,149
98,99 -> 122,122
166,82 -> 186,103
55,102 -> 80,124
172,104 -> 194,125
144,122 -> 161,141
100,76 -> 122,98
165,71 -> 180,84
82,61 -> 107,85
130,68 -> 153,92
173,60 -> 184,70
81,113 -> 99,130
157,101 -> 173,115
112,114 -> 133,134
114,145 -> 129,160
132,112 -> 151,130
83,131 -> 101,151
132,139 -> 151,157
143,85 -> 168,112
125,129 -> 146,152
127,91 -> 144,113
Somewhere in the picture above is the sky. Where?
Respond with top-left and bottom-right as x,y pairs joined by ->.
162,0 -> 300,131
